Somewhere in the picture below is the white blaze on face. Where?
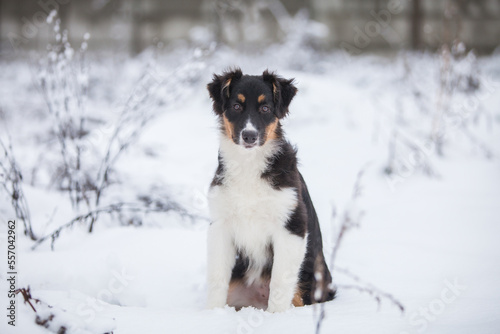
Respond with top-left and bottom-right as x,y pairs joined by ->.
244,119 -> 257,132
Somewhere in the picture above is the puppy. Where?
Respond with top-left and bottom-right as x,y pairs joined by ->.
206,68 -> 335,312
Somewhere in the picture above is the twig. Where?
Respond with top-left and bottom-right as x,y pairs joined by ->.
338,284 -> 404,313
335,267 -> 405,313
315,307 -> 325,334
15,287 -> 40,313
328,166 -> 367,272
315,166 -> 368,334
32,201 -> 207,250
0,138 -> 36,240
315,164 -> 404,332
16,286 -> 74,334
459,125 -> 494,159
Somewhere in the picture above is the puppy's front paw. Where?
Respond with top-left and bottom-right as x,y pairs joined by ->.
266,300 -> 290,313
207,292 -> 227,310
207,299 -> 227,309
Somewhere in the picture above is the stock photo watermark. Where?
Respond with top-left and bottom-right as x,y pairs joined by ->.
402,278 -> 467,333
75,266 -> 134,323
235,310 -> 270,334
8,0 -> 71,52
6,220 -> 17,327
340,0 -> 405,58
385,75 -> 500,191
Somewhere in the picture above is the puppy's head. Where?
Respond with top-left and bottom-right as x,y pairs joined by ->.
207,68 -> 297,149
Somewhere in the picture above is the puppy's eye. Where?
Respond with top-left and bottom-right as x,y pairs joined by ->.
233,104 -> 242,111
260,105 -> 270,113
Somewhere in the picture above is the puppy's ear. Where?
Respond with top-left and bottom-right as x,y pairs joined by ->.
263,70 -> 297,119
207,68 -> 243,115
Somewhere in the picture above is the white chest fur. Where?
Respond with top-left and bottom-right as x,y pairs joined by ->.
208,137 -> 298,283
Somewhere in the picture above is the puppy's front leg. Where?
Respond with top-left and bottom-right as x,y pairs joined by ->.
267,232 -> 307,313
207,222 -> 235,309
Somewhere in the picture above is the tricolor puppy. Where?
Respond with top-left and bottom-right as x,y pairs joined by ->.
206,68 -> 335,312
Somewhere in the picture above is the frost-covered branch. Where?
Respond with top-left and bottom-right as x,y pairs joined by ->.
16,286 -> 113,334
335,266 -> 405,312
0,138 -> 36,240
315,166 -> 368,334
36,11 -> 92,211
34,11 -> 207,235
32,200 -> 206,250
328,166 -> 367,271
315,165 -> 403,334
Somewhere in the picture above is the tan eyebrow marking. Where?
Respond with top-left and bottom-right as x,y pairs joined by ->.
272,83 -> 278,100
258,94 -> 266,103
237,94 -> 246,103
223,79 -> 232,97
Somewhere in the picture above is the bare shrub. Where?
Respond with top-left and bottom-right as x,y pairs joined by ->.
32,199 -> 207,250
36,11 -> 93,211
0,138 -> 36,240
315,166 -> 404,334
16,286 -> 113,334
34,11 -> 207,235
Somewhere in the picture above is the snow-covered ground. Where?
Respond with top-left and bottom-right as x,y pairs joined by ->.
1,46 -> 500,334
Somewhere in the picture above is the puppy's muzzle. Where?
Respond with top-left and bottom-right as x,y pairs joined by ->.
241,130 -> 258,147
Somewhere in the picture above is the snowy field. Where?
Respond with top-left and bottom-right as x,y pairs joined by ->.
1,42 -> 500,334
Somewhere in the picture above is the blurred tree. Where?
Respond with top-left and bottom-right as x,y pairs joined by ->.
411,0 -> 422,49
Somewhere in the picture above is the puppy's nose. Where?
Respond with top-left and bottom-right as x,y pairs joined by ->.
242,130 -> 258,145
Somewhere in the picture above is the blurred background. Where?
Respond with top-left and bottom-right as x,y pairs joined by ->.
1,1 -> 500,333
1,0 -> 500,57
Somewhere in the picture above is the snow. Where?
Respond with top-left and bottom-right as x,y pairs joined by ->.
1,47 -> 500,334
